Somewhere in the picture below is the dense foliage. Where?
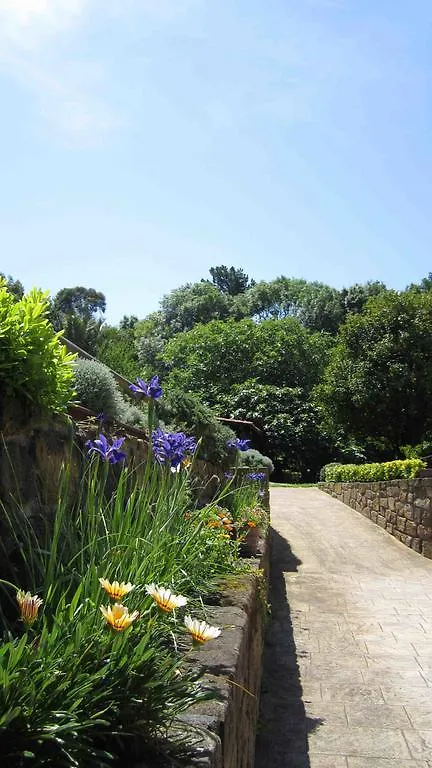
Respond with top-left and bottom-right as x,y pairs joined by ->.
0,281 -> 75,414
315,290 -> 432,453
163,318 -> 331,402
73,358 -> 146,427
321,458 -> 426,483
9,266 -> 432,479
51,286 -> 106,355
157,388 -> 236,465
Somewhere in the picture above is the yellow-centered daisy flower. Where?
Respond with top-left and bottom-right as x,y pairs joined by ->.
145,583 -> 187,612
100,603 -> 139,631
16,590 -> 43,626
184,615 -> 221,645
99,578 -> 135,600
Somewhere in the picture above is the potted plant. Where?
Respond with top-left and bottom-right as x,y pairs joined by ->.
236,505 -> 268,556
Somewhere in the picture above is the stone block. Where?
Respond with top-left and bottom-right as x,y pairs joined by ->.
405,520 -> 418,537
422,540 -> 432,559
396,516 -> 406,533
422,510 -> 432,527
417,525 -> 431,540
377,515 -> 386,528
387,497 -> 396,511
411,538 -> 422,553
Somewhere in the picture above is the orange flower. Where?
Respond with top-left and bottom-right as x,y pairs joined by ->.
247,521 -> 257,528
100,603 -> 139,631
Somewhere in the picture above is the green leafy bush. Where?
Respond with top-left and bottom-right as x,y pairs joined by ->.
0,282 -> 75,413
157,388 -> 236,465
321,458 -> 426,483
319,462 -> 342,481
73,358 -> 146,427
240,448 -> 274,474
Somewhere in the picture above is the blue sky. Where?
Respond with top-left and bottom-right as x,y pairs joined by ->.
1,0 -> 431,323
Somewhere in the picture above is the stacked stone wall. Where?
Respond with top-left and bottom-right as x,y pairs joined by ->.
320,478 -> 432,558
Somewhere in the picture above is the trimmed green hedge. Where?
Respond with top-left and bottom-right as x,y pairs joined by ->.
321,458 -> 426,483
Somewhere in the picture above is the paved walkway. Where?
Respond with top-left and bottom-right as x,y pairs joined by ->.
255,487 -> 432,768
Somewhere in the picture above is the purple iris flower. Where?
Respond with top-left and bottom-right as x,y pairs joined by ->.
224,472 -> 234,480
227,438 -> 251,452
246,471 -> 266,481
129,375 -> 163,400
85,434 -> 127,464
152,427 -> 196,469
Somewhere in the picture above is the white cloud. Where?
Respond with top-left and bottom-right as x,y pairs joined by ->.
0,0 -> 123,144
0,0 -> 205,143
0,0 -> 87,49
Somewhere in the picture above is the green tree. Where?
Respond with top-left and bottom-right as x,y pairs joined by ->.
0,273 -> 24,300
316,290 -> 432,452
245,277 -> 344,333
160,282 -> 233,334
208,265 -> 255,295
97,325 -> 141,382
223,381 -> 332,478
163,317 -> 332,406
339,280 -> 387,315
408,272 -> 432,293
52,287 -> 106,320
51,286 -> 106,355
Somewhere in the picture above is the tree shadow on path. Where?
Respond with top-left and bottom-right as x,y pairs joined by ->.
255,528 -> 322,768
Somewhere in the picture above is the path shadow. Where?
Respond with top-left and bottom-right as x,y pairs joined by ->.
255,528 -> 322,768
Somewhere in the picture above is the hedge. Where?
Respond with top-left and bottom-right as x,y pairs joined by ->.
321,458 -> 426,483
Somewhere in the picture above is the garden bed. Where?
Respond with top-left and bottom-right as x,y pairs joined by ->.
151,532 -> 270,768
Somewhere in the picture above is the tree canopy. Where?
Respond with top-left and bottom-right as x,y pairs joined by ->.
9,266 -> 432,479
208,265 -> 255,295
51,286 -> 106,355
316,290 -> 432,452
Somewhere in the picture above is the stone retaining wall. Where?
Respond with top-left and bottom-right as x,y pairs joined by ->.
171,533 -> 270,768
320,478 -> 432,558
0,413 -> 231,538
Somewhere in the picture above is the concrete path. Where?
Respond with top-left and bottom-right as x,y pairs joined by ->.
255,487 -> 432,768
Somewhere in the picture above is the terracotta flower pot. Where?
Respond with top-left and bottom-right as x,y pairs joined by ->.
240,525 -> 261,557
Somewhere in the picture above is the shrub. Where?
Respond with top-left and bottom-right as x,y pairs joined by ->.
157,388 -> 236,465
0,282 -> 75,413
320,462 -> 342,481
321,458 -> 426,483
73,358 -> 146,427
239,448 -> 274,474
